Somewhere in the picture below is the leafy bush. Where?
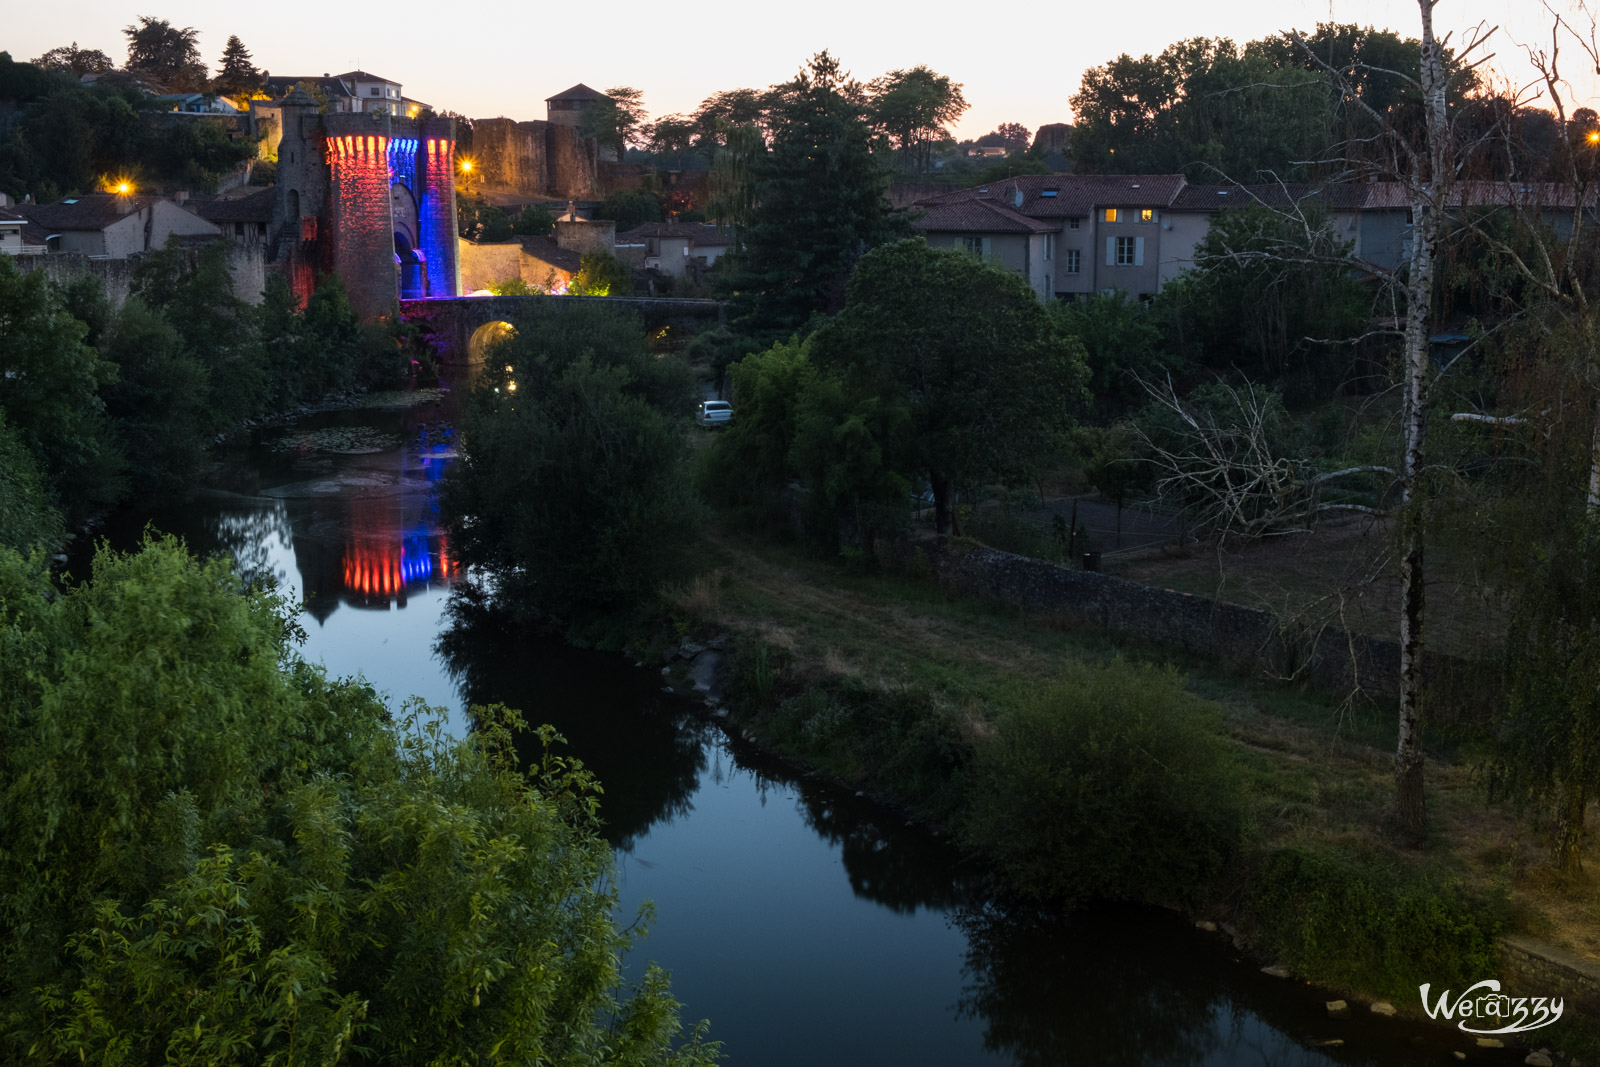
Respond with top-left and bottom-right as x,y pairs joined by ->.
570,251 -> 635,296
511,202 -> 554,236
961,658 -> 1245,906
1241,844 -> 1508,998
599,187 -> 664,231
0,537 -> 717,1064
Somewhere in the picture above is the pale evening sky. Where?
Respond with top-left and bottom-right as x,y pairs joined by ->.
3,0 -> 1597,141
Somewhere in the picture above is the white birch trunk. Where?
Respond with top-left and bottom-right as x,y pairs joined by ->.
1393,0 -> 1450,839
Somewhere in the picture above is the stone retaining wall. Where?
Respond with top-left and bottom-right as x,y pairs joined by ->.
896,537 -> 1489,718
1500,935 -> 1600,1021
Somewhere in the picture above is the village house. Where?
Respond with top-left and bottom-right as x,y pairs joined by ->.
615,222 -> 731,276
913,174 -> 1592,302
15,192 -> 220,257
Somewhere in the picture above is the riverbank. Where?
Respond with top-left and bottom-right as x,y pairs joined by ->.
648,525 -> 1600,1063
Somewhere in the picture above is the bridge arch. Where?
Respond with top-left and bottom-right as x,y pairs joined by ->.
468,320 -> 517,363
399,295 -> 724,364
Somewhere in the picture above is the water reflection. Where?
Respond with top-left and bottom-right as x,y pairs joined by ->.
435,596 -> 711,849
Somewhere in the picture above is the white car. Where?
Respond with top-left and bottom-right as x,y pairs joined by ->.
697,400 -> 733,429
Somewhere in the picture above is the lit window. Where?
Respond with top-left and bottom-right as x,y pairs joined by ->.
1141,209 -> 1154,222
1064,249 -> 1081,274
1104,208 -> 1119,223
1116,236 -> 1136,266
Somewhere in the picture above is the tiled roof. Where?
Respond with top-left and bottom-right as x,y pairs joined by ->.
263,75 -> 356,99
190,187 -> 278,223
546,83 -> 608,103
912,198 -> 1056,234
518,235 -> 581,273
1171,183 -> 1368,212
18,194 -> 157,232
617,222 -> 732,246
335,70 -> 398,84
920,174 -> 1188,217
1360,180 -> 1596,210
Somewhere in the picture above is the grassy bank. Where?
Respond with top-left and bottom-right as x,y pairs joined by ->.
660,526 -> 1600,1043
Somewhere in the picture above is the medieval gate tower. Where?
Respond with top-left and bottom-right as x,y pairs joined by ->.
274,86 -> 461,318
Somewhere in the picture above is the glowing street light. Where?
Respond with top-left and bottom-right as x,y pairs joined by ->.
1589,130 -> 1600,144
114,181 -> 132,195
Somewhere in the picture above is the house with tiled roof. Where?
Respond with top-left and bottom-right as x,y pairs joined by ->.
913,174 -> 1187,300
545,84 -> 610,127
17,192 -> 219,257
615,222 -> 731,275
0,207 -> 46,256
190,187 -> 277,246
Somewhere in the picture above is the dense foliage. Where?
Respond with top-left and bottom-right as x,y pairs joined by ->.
0,537 -> 718,1064
443,301 -> 701,624
809,240 -> 1089,533
0,250 -> 418,533
0,52 -> 252,199
962,659 -> 1246,907
717,52 -> 903,339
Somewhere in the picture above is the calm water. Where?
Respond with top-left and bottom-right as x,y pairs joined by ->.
79,378 -> 1523,1067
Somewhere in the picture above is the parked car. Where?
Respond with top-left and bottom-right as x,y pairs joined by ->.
697,400 -> 733,429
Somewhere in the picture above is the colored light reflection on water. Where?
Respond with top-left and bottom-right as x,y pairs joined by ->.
343,528 -> 460,602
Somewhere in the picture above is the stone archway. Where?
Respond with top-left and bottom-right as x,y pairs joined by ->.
468,320 -> 516,363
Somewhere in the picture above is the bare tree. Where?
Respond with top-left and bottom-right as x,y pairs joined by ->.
1135,377 -> 1390,541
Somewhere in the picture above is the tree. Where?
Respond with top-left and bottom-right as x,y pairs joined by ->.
568,251 -> 634,296
1288,4 -> 1495,839
211,34 -> 260,98
31,42 -> 113,76
1164,201 -> 1370,399
511,202 -> 554,236
1051,290 -> 1181,417
0,256 -> 122,522
580,86 -> 648,157
442,302 -> 700,621
0,409 -> 64,553
690,88 -> 770,157
98,297 -> 213,499
0,537 -> 719,1064
1070,37 -> 1333,180
598,187 -> 663,231
646,113 -> 698,165
867,66 -> 969,173
720,51 -> 900,336
122,16 -> 207,91
810,239 -> 1089,534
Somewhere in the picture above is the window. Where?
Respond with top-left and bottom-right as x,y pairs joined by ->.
1115,236 -> 1136,265
962,236 -> 991,257
1044,273 -> 1051,293
1068,218 -> 1080,230
1103,208 -> 1119,223
369,87 -> 380,96
1044,234 -> 1054,261
1064,249 -> 1081,274
1140,209 -> 1154,223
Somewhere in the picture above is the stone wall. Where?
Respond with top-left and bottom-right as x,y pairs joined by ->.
895,538 -> 1488,716
472,118 -> 599,200
1499,935 -> 1600,1020
554,219 -> 614,256
13,242 -> 268,307
456,240 -> 524,293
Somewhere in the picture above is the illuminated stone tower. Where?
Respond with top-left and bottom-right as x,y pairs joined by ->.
275,90 -> 460,318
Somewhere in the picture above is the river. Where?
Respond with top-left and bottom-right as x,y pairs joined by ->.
78,377 -> 1523,1067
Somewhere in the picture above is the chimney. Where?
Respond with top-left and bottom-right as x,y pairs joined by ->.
1011,186 -> 1024,209
115,194 -> 137,215
0,192 -> 10,208
173,190 -> 189,203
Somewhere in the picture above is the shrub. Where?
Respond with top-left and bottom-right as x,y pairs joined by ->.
1240,844 -> 1508,998
961,658 -> 1245,906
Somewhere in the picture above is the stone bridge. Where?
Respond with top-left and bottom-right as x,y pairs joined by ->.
399,295 -> 724,363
